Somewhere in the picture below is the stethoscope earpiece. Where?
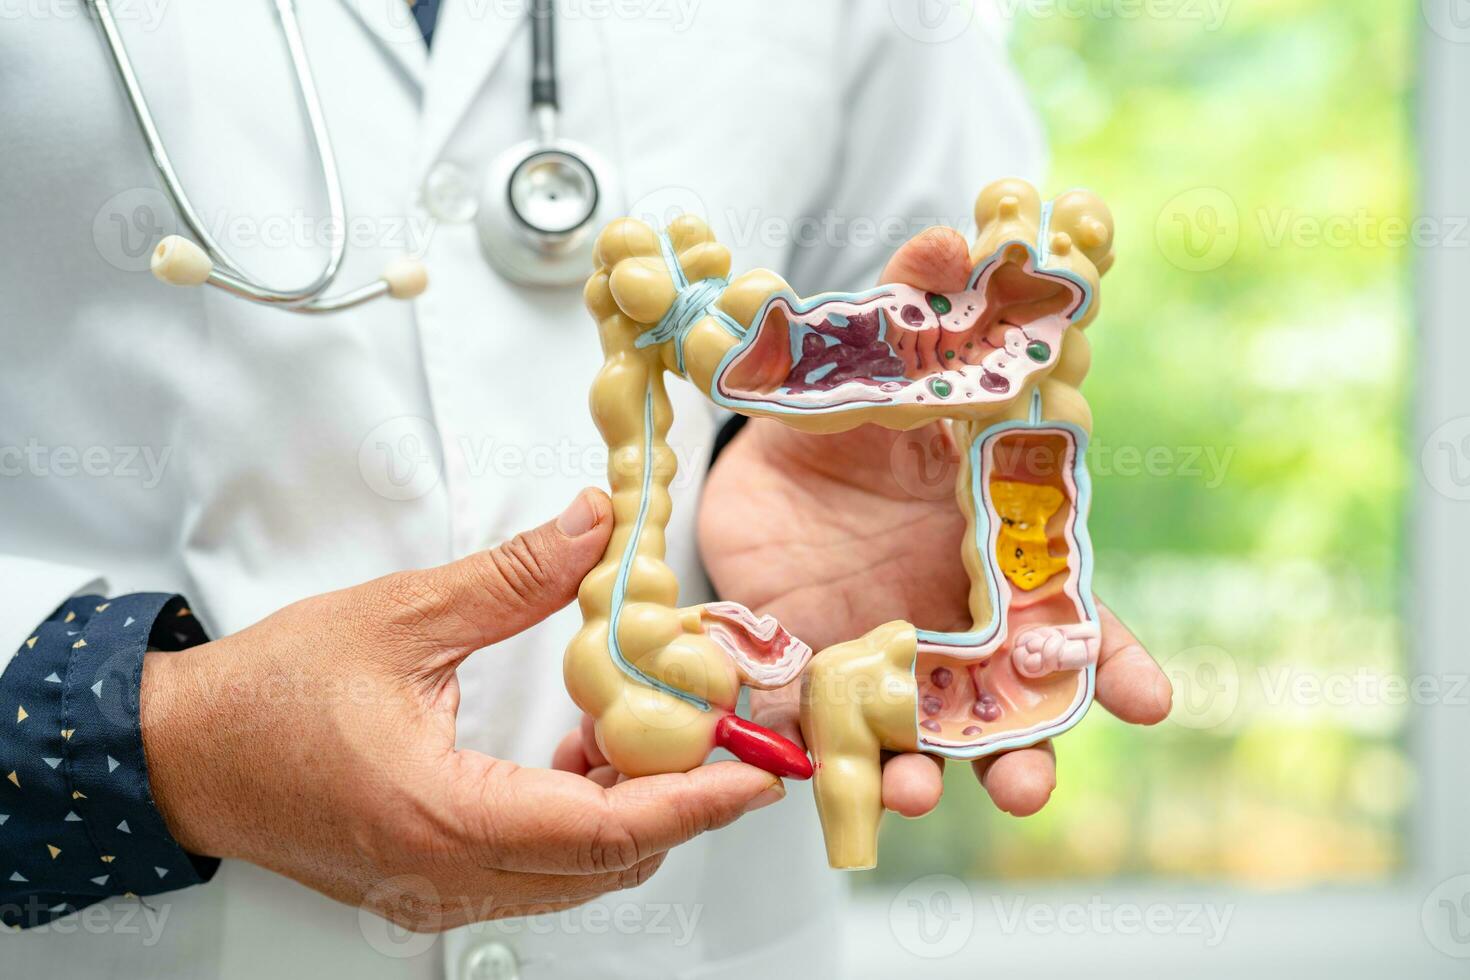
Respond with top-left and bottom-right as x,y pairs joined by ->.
95,0 -> 599,310
91,0 -> 428,314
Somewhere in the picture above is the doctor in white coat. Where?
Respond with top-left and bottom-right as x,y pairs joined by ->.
1,2 -> 1172,977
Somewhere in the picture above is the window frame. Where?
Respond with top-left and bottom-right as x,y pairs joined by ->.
841,8 -> 1470,975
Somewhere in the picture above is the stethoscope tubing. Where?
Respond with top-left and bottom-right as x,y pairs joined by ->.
87,0 -> 383,311
89,0 -> 603,306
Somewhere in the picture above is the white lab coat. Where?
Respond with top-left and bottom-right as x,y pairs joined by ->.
0,1 -> 1042,976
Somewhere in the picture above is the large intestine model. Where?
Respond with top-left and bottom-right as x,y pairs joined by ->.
565,178 -> 1115,869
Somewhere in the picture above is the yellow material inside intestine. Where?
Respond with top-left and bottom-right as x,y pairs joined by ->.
992,480 -> 1068,590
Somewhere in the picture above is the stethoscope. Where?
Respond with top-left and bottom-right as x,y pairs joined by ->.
474,0 -> 617,286
88,0 -> 613,312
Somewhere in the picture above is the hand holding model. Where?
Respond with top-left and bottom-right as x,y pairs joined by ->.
567,178 -> 1175,869
140,490 -> 785,931
702,226 -> 1173,828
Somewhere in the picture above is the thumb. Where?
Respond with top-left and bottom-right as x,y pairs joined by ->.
586,762 -> 788,871
878,225 -> 973,292
419,487 -> 612,650
457,761 -> 787,874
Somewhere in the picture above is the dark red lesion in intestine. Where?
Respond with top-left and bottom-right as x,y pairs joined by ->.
912,659 -> 1009,743
780,310 -> 907,393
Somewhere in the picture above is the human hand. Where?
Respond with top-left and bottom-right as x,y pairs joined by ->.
140,489 -> 785,931
699,228 -> 1172,821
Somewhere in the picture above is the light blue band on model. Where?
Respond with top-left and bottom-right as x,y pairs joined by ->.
604,388 -> 711,711
635,231 -> 744,376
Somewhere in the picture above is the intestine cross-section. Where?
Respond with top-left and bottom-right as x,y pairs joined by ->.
566,178 -> 1116,870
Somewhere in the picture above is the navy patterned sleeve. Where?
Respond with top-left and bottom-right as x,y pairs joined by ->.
0,593 -> 218,929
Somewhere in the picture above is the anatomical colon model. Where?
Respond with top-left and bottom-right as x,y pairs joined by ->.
566,178 -> 1114,869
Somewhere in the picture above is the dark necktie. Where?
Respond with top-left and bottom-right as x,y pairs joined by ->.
413,0 -> 441,48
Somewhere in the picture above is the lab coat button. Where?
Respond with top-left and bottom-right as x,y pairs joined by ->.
461,941 -> 520,980
423,161 -> 479,223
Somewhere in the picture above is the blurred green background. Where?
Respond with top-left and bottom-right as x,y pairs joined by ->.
867,0 -> 1415,887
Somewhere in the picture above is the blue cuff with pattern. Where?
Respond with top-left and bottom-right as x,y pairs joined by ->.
1,593 -> 216,928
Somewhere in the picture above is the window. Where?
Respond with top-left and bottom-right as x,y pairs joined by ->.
849,4 -> 1468,975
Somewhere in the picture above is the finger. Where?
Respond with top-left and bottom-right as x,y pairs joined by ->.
971,741 -> 1056,817
474,846 -> 658,922
1096,603 -> 1172,725
878,226 -> 974,292
585,765 -> 619,788
460,757 -> 782,874
437,899 -> 587,930
431,853 -> 669,930
748,683 -> 803,747
552,730 -> 590,775
445,487 -> 612,648
469,900 -> 588,925
580,713 -> 609,768
881,752 -> 944,817
393,488 -> 612,652
594,762 -> 784,868
503,852 -> 668,907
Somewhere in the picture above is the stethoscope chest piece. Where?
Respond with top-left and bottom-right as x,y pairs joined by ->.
510,148 -> 598,234
477,135 -> 617,287
474,0 -> 618,287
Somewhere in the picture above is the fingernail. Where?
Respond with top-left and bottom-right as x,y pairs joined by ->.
556,490 -> 599,537
743,780 -> 786,814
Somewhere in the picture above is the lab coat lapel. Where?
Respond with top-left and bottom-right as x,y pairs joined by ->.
418,0 -> 524,178
335,0 -> 429,87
